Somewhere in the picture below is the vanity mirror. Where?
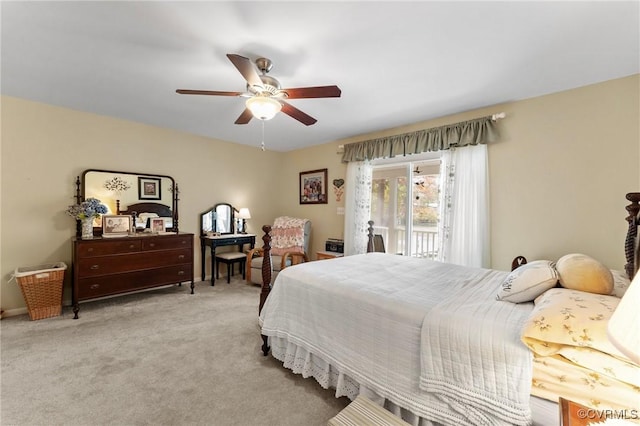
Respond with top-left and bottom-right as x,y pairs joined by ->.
75,169 -> 179,234
200,203 -> 234,236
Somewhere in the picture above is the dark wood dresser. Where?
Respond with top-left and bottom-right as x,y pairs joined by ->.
72,233 -> 194,318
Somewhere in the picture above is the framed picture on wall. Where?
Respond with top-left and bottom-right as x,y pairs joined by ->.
299,168 -> 328,204
138,177 -> 161,200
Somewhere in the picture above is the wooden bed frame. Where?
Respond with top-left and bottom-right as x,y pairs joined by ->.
624,192 -> 640,279
119,202 -> 172,217
258,192 -> 640,355
119,202 -> 175,231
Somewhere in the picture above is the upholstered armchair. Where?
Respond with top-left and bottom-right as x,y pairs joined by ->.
246,216 -> 311,285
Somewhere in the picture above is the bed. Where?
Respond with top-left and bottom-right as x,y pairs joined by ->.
257,194 -> 640,426
119,202 -> 174,230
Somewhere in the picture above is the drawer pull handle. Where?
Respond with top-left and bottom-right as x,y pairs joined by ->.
129,244 -> 135,249
178,255 -> 185,259
181,240 -> 186,244
87,248 -> 94,252
149,243 -> 155,247
90,265 -> 100,270
90,284 -> 100,290
178,270 -> 185,275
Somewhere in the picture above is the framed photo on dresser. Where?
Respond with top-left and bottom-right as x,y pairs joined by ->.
150,217 -> 167,233
102,215 -> 132,238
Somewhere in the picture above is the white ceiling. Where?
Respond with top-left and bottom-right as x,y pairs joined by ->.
2,1 -> 638,152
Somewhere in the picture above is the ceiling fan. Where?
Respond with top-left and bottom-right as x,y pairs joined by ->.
176,54 -> 341,126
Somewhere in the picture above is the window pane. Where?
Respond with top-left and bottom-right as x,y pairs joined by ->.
412,173 -> 439,259
370,178 -> 390,228
396,177 -> 407,228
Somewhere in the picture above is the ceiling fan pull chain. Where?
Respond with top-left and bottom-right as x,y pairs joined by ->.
261,121 -> 266,151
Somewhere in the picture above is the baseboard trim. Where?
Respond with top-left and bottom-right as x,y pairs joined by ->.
1,307 -> 28,318
1,281 -> 208,320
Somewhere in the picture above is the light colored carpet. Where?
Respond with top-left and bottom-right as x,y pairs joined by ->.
1,278 -> 350,425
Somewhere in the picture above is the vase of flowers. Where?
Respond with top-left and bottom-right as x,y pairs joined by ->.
66,198 -> 108,239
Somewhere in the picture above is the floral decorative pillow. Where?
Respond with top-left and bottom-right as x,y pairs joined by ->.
524,289 -> 640,402
522,288 -> 623,358
496,260 -> 559,303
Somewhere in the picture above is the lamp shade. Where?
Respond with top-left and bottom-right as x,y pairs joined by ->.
607,272 -> 640,364
237,208 -> 251,219
245,97 -> 282,120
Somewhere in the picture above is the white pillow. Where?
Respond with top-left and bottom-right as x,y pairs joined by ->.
497,260 -> 559,303
610,269 -> 631,298
138,212 -> 159,222
556,253 -> 613,295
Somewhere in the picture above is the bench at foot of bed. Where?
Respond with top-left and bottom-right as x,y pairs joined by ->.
327,395 -> 410,426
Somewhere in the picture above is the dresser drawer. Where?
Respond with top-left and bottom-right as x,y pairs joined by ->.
215,236 -> 252,246
76,264 -> 193,300
142,236 -> 192,251
77,248 -> 193,277
77,240 -> 142,257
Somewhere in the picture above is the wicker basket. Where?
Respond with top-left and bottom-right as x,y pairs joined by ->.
14,262 -> 67,320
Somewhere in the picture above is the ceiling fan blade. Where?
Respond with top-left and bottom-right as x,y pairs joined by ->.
176,89 -> 243,96
282,85 -> 342,99
234,108 -> 253,125
280,101 -> 317,126
226,54 -> 263,88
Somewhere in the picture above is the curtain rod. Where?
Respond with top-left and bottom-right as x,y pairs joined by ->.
491,112 -> 506,121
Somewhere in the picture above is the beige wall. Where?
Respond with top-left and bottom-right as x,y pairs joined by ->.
281,74 -> 639,270
277,143 -> 348,259
1,96 -> 283,312
2,74 -> 638,313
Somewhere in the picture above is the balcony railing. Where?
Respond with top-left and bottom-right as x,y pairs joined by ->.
372,225 -> 438,259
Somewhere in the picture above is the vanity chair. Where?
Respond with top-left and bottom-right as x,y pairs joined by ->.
216,251 -> 246,284
246,217 -> 311,286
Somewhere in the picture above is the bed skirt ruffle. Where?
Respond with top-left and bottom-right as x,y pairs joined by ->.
269,335 -> 441,426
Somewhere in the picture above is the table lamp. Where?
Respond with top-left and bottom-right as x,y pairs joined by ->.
237,208 -> 251,234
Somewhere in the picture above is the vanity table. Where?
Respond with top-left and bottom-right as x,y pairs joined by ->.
201,234 -> 255,284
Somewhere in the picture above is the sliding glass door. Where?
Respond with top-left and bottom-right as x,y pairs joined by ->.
370,155 -> 440,257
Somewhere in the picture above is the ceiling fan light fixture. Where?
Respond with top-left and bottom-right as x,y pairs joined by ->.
245,96 -> 282,121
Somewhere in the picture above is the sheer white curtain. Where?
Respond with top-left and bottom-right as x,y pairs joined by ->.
344,160 -> 372,255
438,144 -> 490,268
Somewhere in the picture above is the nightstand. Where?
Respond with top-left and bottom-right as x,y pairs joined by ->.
316,250 -> 344,261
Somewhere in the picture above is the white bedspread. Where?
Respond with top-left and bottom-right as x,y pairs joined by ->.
259,253 -> 534,426
419,267 -> 534,425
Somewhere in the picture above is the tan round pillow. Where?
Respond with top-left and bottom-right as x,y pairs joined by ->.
556,253 -> 614,295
